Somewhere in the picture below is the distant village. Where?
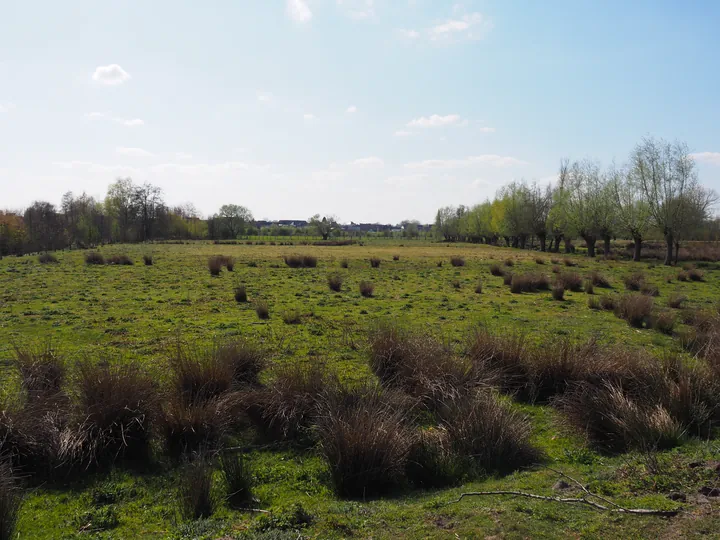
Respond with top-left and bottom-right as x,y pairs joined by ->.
253,220 -> 432,235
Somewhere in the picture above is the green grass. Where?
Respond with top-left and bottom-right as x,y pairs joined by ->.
2,242 -> 720,538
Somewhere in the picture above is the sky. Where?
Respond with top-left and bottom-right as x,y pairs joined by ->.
1,0 -> 719,223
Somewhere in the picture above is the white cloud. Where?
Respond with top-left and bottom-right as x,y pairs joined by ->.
398,29 -> 420,39
478,126 -> 495,133
92,64 -> 131,86
394,130 -> 412,137
337,0 -> 375,19
303,113 -> 316,120
346,105 -> 357,113
116,147 -> 154,158
407,114 -> 464,128
352,156 -> 384,167
404,154 -> 527,169
398,12 -> 492,43
286,0 -> 312,23
0,102 -> 16,113
86,112 -> 144,127
386,173 -> 426,186
430,12 -> 493,42
257,92 -> 272,103
691,152 -> 720,166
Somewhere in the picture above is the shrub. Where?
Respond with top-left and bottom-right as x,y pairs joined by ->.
215,339 -> 267,387
208,256 -> 224,276
624,271 -> 645,291
13,344 -> 65,400
255,300 -> 270,320
0,460 -> 22,540
369,257 -> 381,268
85,252 -> 105,265
38,253 -> 58,264
368,321 -> 477,408
359,281 -> 374,297
588,271 -> 611,288
615,294 -> 654,328
106,254 -> 133,265
450,256 -> 465,267
653,311 -> 677,335
246,362 -> 332,442
220,451 -> 252,506
563,258 -> 578,267
503,273 -> 513,286
179,458 -> 214,519
224,257 -> 235,272
281,309 -> 301,325
558,381 -> 685,452
641,283 -> 659,297
340,258 -> 349,269
489,264 -> 504,277
466,328 -> 530,396
689,268 -> 705,282
393,255 -> 400,261
585,281 -> 594,295
68,361 -> 159,467
509,273 -> 550,294
677,271 -> 689,282
550,258 -> 560,264
451,279 -> 461,289
588,296 -> 601,310
406,428 -> 464,488
283,255 -> 317,268
234,285 -> 247,303
551,284 -> 565,300
438,391 -> 541,473
557,272 -> 582,292
668,294 -> 687,309
535,257 -> 545,265
317,385 -> 414,497
551,265 -> 561,274
599,295 -> 616,310
143,254 -> 153,266
504,258 -> 514,267
327,273 -> 343,292
436,261 -> 443,267
474,280 -> 482,294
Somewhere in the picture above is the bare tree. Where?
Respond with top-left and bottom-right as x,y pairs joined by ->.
559,159 -> 607,257
309,214 -> 339,240
611,163 -> 652,261
632,137 -> 710,265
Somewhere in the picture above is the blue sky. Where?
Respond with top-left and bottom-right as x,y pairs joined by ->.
1,0 -> 719,223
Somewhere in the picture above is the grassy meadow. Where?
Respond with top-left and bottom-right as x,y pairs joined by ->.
2,241 -> 720,539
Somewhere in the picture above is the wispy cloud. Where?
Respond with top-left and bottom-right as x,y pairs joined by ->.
352,156 -> 384,167
346,105 -> 357,113
286,0 -> 312,23
337,0 -> 375,20
394,130 -> 412,137
116,147 -> 154,158
0,102 -> 16,113
398,11 -> 492,44
407,114 -> 466,128
257,92 -> 272,104
404,155 -> 527,169
86,112 -> 144,127
92,64 -> 131,85
691,152 -> 720,166
303,113 -> 316,120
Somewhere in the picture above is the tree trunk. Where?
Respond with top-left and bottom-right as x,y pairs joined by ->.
664,234 -> 673,266
584,236 -> 596,258
633,236 -> 642,262
603,235 -> 611,257
564,238 -> 572,253
674,241 -> 680,265
539,234 -> 547,252
512,236 -> 519,249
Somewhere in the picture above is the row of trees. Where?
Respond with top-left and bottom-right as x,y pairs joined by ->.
435,137 -> 718,265
0,178 -> 350,256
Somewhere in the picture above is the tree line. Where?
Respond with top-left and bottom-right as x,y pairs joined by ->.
435,137 -> 718,265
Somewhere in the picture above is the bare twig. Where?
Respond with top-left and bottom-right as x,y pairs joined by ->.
450,491 -> 677,517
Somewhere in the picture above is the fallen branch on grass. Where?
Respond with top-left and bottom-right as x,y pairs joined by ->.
449,467 -> 679,517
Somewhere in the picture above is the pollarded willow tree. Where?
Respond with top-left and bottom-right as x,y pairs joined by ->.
610,163 -> 652,261
632,137 -> 716,265
558,159 -> 615,258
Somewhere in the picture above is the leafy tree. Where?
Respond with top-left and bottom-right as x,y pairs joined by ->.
218,204 -> 253,239
309,214 -> 339,240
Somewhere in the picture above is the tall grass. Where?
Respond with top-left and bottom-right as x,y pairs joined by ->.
0,460 -> 22,540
